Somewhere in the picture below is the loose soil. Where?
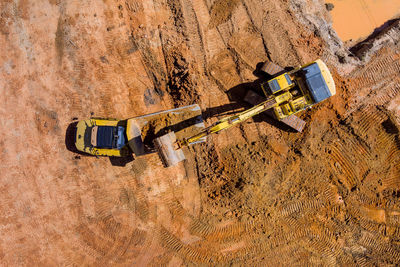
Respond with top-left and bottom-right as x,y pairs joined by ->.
1,0 -> 400,265
132,106 -> 204,150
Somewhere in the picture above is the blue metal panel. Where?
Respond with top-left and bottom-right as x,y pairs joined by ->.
117,126 -> 126,149
303,63 -> 332,103
268,79 -> 281,93
96,126 -> 114,149
284,74 -> 293,85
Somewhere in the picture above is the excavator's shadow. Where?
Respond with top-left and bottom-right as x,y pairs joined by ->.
209,85 -> 296,133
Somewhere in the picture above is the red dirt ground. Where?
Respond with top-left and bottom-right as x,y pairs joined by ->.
1,0 -> 400,265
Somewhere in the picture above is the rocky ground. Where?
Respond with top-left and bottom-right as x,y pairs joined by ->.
1,0 -> 400,265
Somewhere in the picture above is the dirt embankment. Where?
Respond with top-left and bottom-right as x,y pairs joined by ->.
1,0 -> 400,265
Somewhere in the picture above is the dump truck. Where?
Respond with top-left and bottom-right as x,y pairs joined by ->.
74,59 -> 335,167
74,105 -> 206,157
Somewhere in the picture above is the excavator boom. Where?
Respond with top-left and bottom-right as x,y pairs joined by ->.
155,93 -> 291,167
183,97 -> 278,146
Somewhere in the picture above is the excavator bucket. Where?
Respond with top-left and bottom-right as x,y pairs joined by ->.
126,104 -> 206,166
153,132 -> 185,167
260,61 -> 284,76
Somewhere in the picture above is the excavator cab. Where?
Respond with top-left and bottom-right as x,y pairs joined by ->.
75,118 -> 130,157
261,73 -> 294,95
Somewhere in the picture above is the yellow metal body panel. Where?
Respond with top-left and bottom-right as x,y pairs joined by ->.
275,74 -> 294,90
92,118 -> 119,126
75,118 -> 127,157
281,103 -> 292,115
290,96 -> 307,110
261,73 -> 294,96
273,95 -> 314,120
91,147 -> 124,157
274,91 -> 292,104
75,120 -> 92,152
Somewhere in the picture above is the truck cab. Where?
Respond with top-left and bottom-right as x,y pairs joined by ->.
75,118 -> 130,157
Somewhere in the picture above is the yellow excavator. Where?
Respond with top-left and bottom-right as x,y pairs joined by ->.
154,59 -> 335,166
74,59 -> 335,167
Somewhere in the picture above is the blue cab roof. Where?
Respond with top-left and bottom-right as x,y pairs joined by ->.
302,63 -> 332,103
96,126 -> 126,149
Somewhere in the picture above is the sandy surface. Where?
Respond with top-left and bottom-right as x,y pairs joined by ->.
328,0 -> 400,41
1,0 -> 400,265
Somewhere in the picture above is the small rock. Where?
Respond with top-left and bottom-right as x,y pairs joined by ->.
325,3 -> 334,11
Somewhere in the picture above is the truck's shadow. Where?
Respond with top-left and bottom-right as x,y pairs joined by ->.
65,121 -> 92,157
109,155 -> 134,167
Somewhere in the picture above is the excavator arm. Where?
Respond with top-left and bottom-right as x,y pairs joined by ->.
154,88 -> 296,167
179,97 -> 281,147
154,95 -> 290,167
